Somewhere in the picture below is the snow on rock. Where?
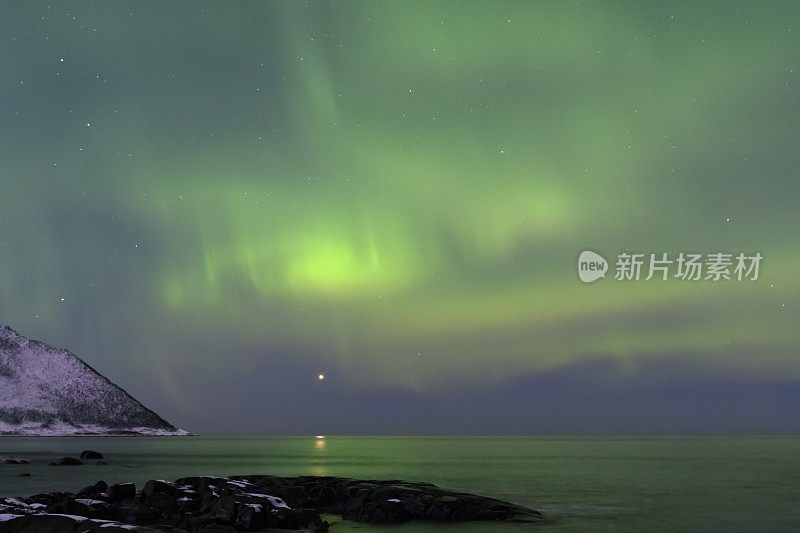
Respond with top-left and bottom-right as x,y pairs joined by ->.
0,323 -> 188,436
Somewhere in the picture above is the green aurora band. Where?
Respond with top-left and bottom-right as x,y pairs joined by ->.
0,2 -> 798,411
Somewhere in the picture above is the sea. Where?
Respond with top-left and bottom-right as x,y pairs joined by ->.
0,436 -> 798,532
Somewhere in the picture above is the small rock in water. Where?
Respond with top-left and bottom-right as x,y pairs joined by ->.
80,450 -> 104,460
57,457 -> 83,466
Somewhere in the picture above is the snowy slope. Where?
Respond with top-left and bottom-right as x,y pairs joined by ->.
0,323 -> 187,436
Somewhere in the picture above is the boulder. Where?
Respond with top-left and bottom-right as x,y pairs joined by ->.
0,513 -> 160,531
234,502 -> 267,530
143,490 -> 177,515
141,479 -> 176,499
57,456 -> 83,466
77,480 -> 108,498
0,514 -> 85,532
80,450 -> 104,460
64,497 -> 113,519
107,482 -> 136,500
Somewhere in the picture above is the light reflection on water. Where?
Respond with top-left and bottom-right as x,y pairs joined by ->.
312,435 -> 328,476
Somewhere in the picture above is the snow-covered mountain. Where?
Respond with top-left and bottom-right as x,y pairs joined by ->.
0,323 -> 187,436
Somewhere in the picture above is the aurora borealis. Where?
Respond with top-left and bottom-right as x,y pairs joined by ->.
1,1 -> 798,434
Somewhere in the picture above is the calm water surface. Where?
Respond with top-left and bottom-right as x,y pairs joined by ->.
0,436 -> 798,532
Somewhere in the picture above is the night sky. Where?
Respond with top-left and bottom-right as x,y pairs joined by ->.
1,2 -> 798,434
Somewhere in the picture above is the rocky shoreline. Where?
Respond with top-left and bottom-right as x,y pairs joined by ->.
0,467 -> 544,531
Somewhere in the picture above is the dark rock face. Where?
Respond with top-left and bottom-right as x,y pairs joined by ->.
80,450 -> 104,460
232,475 -> 544,524
108,482 -> 136,500
0,475 -> 543,531
0,513 -> 159,532
77,480 -> 108,497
